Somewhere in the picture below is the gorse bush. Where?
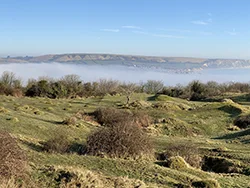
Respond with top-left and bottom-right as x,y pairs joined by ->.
86,121 -> 153,159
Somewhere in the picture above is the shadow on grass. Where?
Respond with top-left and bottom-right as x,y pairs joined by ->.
217,105 -> 242,118
23,114 -> 63,125
230,94 -> 250,103
68,142 -> 87,155
21,140 -> 44,152
22,138 -> 87,155
216,128 -> 250,140
147,95 -> 158,101
155,161 -> 168,167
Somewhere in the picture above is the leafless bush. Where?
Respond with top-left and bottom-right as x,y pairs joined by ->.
160,143 -> 202,168
92,108 -> 152,128
86,122 -> 153,159
95,79 -> 120,96
92,107 -> 131,126
43,131 -> 71,154
0,131 -> 26,178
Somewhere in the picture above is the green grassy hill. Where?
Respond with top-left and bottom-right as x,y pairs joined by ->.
1,94 -> 250,187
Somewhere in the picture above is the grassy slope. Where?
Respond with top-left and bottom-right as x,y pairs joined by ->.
1,94 -> 250,187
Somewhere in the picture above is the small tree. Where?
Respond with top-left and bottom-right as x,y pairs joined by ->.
188,80 -> 206,101
96,79 -> 120,96
60,74 -> 82,98
143,80 -> 164,94
119,83 -> 138,105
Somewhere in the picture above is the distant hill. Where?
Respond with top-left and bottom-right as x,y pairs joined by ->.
1,53 -> 250,73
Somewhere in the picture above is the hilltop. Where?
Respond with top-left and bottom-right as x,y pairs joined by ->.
1,54 -> 250,72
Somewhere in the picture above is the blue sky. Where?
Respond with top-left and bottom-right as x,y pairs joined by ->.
1,0 -> 250,59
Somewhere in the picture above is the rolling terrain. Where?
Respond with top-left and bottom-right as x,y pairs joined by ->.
1,93 -> 250,187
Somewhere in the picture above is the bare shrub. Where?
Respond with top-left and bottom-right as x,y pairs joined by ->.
160,143 -> 202,168
43,131 -> 71,154
95,79 -> 120,96
132,111 -> 152,127
92,108 -> 151,128
0,131 -> 26,178
92,107 -> 131,126
86,122 -> 153,159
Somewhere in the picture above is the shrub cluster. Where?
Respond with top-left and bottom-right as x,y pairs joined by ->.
161,80 -> 250,101
2,71 -> 250,101
86,107 -> 153,159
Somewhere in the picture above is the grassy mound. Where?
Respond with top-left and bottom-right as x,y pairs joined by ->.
166,156 -> 189,170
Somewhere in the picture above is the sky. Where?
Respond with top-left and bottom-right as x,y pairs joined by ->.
1,0 -> 250,59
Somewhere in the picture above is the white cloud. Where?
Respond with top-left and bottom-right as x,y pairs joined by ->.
199,31 -> 212,35
132,31 -> 150,35
226,29 -> 237,36
101,29 -> 120,32
158,28 -> 191,33
122,26 -> 141,29
191,20 -> 209,25
152,34 -> 185,39
207,18 -> 212,23
133,30 -> 185,39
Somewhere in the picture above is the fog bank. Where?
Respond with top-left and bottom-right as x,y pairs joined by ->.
0,63 -> 249,86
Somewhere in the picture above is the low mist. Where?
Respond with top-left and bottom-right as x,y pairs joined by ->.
0,63 -> 250,85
